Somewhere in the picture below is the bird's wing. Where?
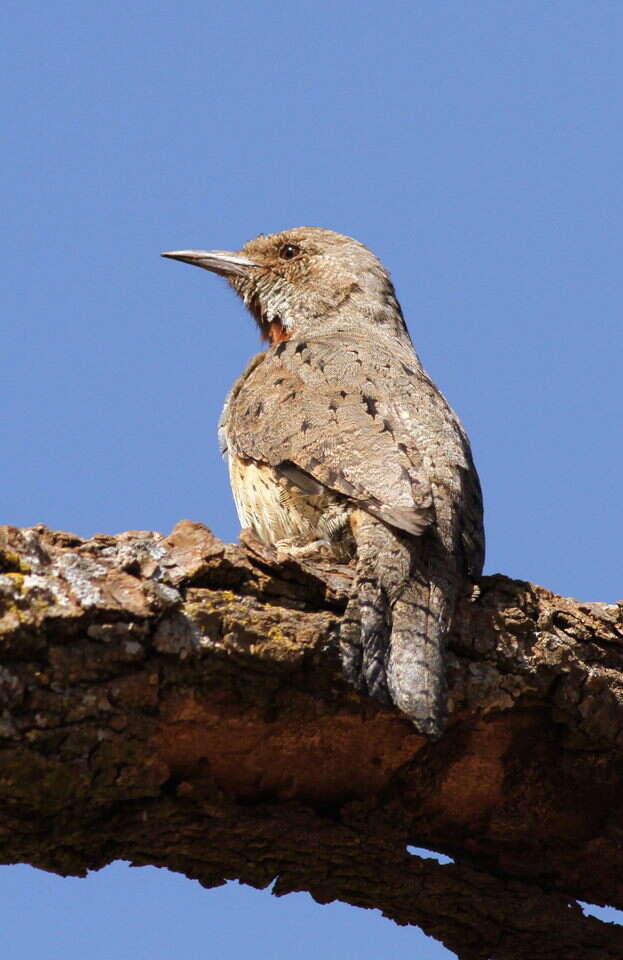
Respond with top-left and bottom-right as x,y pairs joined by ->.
222,334 -> 478,545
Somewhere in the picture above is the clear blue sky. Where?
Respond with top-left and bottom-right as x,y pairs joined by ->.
2,1 -> 622,956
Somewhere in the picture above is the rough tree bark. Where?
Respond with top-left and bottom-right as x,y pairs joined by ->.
0,520 -> 622,959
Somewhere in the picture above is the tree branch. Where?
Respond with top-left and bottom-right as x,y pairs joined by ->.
0,521 -> 622,959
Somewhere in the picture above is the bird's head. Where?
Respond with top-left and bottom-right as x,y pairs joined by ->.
162,227 -> 409,344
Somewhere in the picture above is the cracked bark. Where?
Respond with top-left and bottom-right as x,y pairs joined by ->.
0,520 -> 622,960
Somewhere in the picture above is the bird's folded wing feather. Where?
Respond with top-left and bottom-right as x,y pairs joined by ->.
222,334 -> 479,546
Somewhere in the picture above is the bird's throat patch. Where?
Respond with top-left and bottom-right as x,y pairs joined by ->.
244,291 -> 292,346
264,319 -> 291,345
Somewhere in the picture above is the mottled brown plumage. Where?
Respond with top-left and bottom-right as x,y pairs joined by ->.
162,227 -> 484,737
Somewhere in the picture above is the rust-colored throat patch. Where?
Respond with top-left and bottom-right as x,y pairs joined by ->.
262,318 -> 291,345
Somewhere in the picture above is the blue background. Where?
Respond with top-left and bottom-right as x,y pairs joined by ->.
2,1 -> 621,955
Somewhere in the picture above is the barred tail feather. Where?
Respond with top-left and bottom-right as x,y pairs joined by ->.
339,511 -> 454,739
341,575 -> 392,705
386,577 -> 450,739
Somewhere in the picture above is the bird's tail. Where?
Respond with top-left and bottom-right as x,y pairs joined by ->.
340,512 -> 454,739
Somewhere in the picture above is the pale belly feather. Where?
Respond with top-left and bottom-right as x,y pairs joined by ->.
228,453 -> 352,556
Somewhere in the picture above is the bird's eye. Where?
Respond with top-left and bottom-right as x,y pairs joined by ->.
279,243 -> 301,261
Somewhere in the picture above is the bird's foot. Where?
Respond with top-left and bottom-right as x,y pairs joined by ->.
275,538 -> 333,564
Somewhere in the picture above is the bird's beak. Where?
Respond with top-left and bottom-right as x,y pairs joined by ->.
161,249 -> 259,278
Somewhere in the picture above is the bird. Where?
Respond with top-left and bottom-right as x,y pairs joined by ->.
162,227 -> 484,738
